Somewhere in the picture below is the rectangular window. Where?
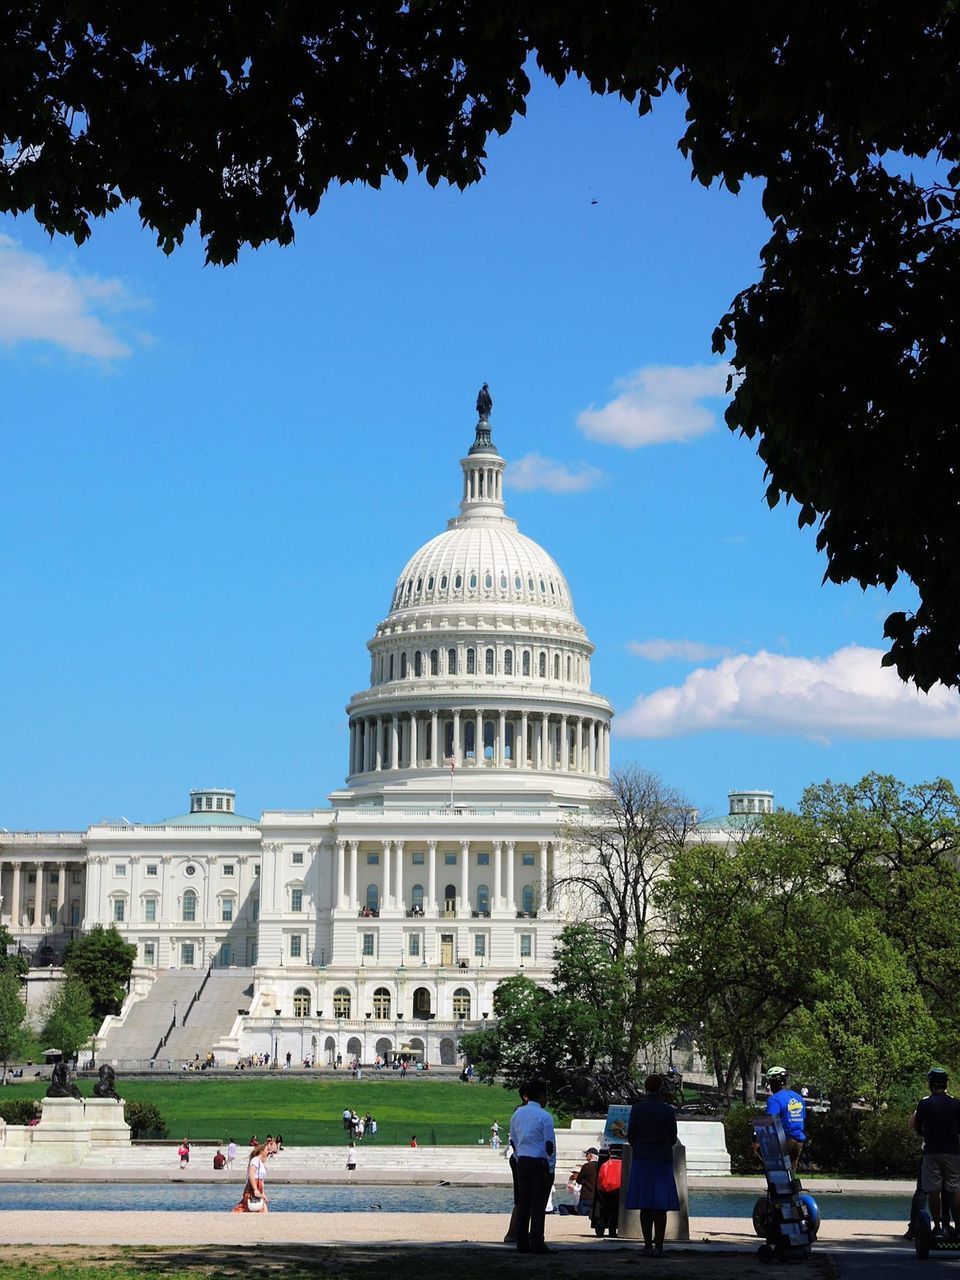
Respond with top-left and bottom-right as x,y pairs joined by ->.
466,648 -> 476,674
221,899 -> 234,922
144,899 -> 157,923
182,942 -> 195,966
223,864 -> 235,876
72,871 -> 82,884
362,932 -> 375,957
143,942 -> 155,965
216,797 -> 223,810
367,852 -> 380,865
444,852 -> 457,865
412,851 -> 425,865
291,888 -> 303,912
408,934 -> 421,957
254,864 -> 260,876
474,934 -> 486,957
477,852 -> 490,865
70,905 -> 80,926
290,935 -> 302,958
252,899 -> 259,922
522,852 -> 535,866
113,899 -> 125,922
27,873 -> 35,884
520,933 -> 532,958
50,871 -> 59,884
115,864 -> 127,876
292,851 -> 304,865
145,865 -> 158,877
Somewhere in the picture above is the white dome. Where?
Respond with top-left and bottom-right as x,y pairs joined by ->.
389,523 -> 575,621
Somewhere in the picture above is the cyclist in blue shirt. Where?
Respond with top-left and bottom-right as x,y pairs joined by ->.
765,1066 -> 807,1169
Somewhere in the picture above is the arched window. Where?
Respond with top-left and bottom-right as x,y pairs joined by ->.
293,987 -> 311,1018
366,884 -> 380,913
406,578 -> 413,597
413,987 -> 432,1016
453,988 -> 471,1018
554,654 -> 561,679
485,647 -> 494,674
466,647 -> 476,674
411,883 -> 424,910
504,650 -> 513,675
414,650 -> 423,677
444,883 -> 457,912
182,889 -> 197,922
427,575 -> 434,591
469,572 -> 477,589
500,572 -> 507,589
447,647 -> 457,674
440,574 -> 448,590
455,572 -> 462,589
522,884 -> 535,914
416,577 -> 422,593
483,719 -> 495,759
430,649 -> 439,675
477,884 -> 490,915
465,720 -> 476,758
539,578 -> 546,593
539,651 -> 547,677
400,652 -> 407,678
522,650 -> 531,676
373,987 -> 391,1019
528,576 -> 535,591
514,574 -> 522,591
484,571 -> 493,589
388,653 -> 394,680
567,655 -> 572,681
333,987 -> 351,1018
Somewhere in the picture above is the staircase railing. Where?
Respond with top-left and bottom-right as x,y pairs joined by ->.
182,962 -> 214,1026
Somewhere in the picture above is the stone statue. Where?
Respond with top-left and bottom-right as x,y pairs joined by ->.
46,1060 -> 82,1099
476,383 -> 492,421
93,1063 -> 121,1101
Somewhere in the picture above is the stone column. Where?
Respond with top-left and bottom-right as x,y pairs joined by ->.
427,840 -> 437,913
498,710 -> 506,765
538,842 -> 548,912
604,724 -> 611,776
575,718 -> 584,772
505,841 -> 515,915
11,860 -> 21,929
540,712 -> 549,769
335,841 -> 346,909
559,716 -> 568,771
374,718 -> 383,772
395,840 -> 405,913
493,841 -> 503,911
520,711 -> 528,768
34,861 -> 45,929
389,717 -> 399,770
349,841 -> 359,912
409,713 -> 418,769
452,710 -> 461,767
475,709 -> 482,764
431,710 -> 439,766
460,841 -> 470,915
381,839 -> 391,910
348,722 -> 357,773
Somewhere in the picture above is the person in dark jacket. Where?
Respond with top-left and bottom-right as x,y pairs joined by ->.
625,1073 -> 679,1256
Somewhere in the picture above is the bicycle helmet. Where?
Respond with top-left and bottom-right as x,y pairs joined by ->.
765,1066 -> 789,1083
928,1067 -> 949,1088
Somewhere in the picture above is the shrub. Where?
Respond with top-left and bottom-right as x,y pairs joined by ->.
803,1108 -> 863,1173
124,1100 -> 168,1139
723,1104 -> 765,1173
857,1107 -> 919,1177
0,1098 -> 41,1125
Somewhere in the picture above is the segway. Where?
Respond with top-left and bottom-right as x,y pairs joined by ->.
752,1115 -> 820,1262
909,1164 -> 960,1260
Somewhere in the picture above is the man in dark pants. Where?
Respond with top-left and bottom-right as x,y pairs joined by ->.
509,1078 -> 556,1254
910,1067 -> 960,1236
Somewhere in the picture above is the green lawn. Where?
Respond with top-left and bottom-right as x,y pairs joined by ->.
0,1077 -> 521,1145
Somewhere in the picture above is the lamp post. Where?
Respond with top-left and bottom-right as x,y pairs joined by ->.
273,1007 -> 281,1068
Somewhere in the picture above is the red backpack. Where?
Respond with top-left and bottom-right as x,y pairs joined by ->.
597,1158 -> 622,1192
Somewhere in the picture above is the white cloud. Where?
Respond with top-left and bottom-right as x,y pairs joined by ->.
0,233 -> 139,359
616,644 -> 960,741
627,638 -> 731,663
505,452 -> 605,494
577,363 -> 730,448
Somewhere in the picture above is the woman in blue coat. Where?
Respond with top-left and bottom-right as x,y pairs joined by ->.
626,1074 -> 680,1256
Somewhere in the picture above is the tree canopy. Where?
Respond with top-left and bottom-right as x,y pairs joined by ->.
0,972 -> 29,1084
3,4 -> 959,684
41,975 -> 95,1062
63,924 -> 136,1022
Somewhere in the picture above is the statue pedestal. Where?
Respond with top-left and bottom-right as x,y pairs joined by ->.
618,1142 -> 690,1243
21,1096 -> 131,1165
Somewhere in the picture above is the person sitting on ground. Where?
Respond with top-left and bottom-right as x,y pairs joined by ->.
574,1147 -> 600,1217
213,1149 -> 226,1170
764,1066 -> 807,1171
911,1067 -> 960,1238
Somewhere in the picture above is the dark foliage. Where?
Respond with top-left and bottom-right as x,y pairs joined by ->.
124,1099 -> 168,1139
0,1097 -> 41,1125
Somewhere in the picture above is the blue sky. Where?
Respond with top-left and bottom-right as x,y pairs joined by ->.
1,73 -> 957,831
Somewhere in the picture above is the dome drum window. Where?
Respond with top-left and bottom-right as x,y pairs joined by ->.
414,651 -> 423,677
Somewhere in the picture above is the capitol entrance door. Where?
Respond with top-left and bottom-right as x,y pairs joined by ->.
440,933 -> 454,965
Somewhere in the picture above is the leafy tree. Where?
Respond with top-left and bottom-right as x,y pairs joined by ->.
3,6 -> 960,683
41,976 -> 95,1063
0,925 -> 28,979
63,925 -> 136,1022
0,972 -> 29,1084
556,767 -> 694,961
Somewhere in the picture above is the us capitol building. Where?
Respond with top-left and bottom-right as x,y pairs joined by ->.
0,400 -> 772,1067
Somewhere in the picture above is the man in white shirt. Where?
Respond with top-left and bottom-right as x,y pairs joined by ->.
508,1078 -> 556,1253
